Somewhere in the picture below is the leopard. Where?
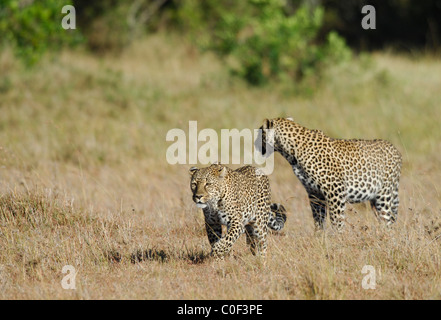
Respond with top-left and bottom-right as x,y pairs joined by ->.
255,117 -> 402,231
189,163 -> 287,260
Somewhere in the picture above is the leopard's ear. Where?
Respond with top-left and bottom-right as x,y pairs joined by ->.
286,117 -> 293,121
189,167 -> 198,176
217,166 -> 227,178
262,118 -> 273,130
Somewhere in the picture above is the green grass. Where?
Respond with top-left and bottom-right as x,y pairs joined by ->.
0,33 -> 440,299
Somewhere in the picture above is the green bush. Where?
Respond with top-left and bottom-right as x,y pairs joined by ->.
0,0 -> 83,65
176,0 -> 351,86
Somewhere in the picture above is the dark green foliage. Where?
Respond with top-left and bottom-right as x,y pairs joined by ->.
0,0 -> 83,65
322,0 -> 441,51
174,0 -> 351,85
2,0 -> 438,69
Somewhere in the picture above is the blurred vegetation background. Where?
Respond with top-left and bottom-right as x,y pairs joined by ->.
1,0 -> 440,84
1,0 -> 441,300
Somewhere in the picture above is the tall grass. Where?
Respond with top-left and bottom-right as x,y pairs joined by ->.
0,33 -> 440,299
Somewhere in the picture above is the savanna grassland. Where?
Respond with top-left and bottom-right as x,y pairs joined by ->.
0,33 -> 440,299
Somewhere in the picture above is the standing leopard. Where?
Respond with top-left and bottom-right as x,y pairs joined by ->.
256,117 -> 402,231
189,164 -> 287,260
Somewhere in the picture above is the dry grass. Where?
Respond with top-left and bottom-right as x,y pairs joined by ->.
0,34 -> 440,299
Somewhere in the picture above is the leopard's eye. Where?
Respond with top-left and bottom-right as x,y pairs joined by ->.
191,182 -> 197,189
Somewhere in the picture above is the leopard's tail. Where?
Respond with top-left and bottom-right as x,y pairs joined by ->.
268,203 -> 287,231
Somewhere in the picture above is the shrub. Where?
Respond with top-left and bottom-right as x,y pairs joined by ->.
0,0 -> 83,65
176,0 -> 351,86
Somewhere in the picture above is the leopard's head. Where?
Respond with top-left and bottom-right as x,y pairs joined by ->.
189,164 -> 228,209
255,117 -> 295,155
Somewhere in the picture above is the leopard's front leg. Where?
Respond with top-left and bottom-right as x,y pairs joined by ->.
205,221 -> 222,247
203,207 -> 222,247
323,184 -> 347,232
211,216 -> 244,260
